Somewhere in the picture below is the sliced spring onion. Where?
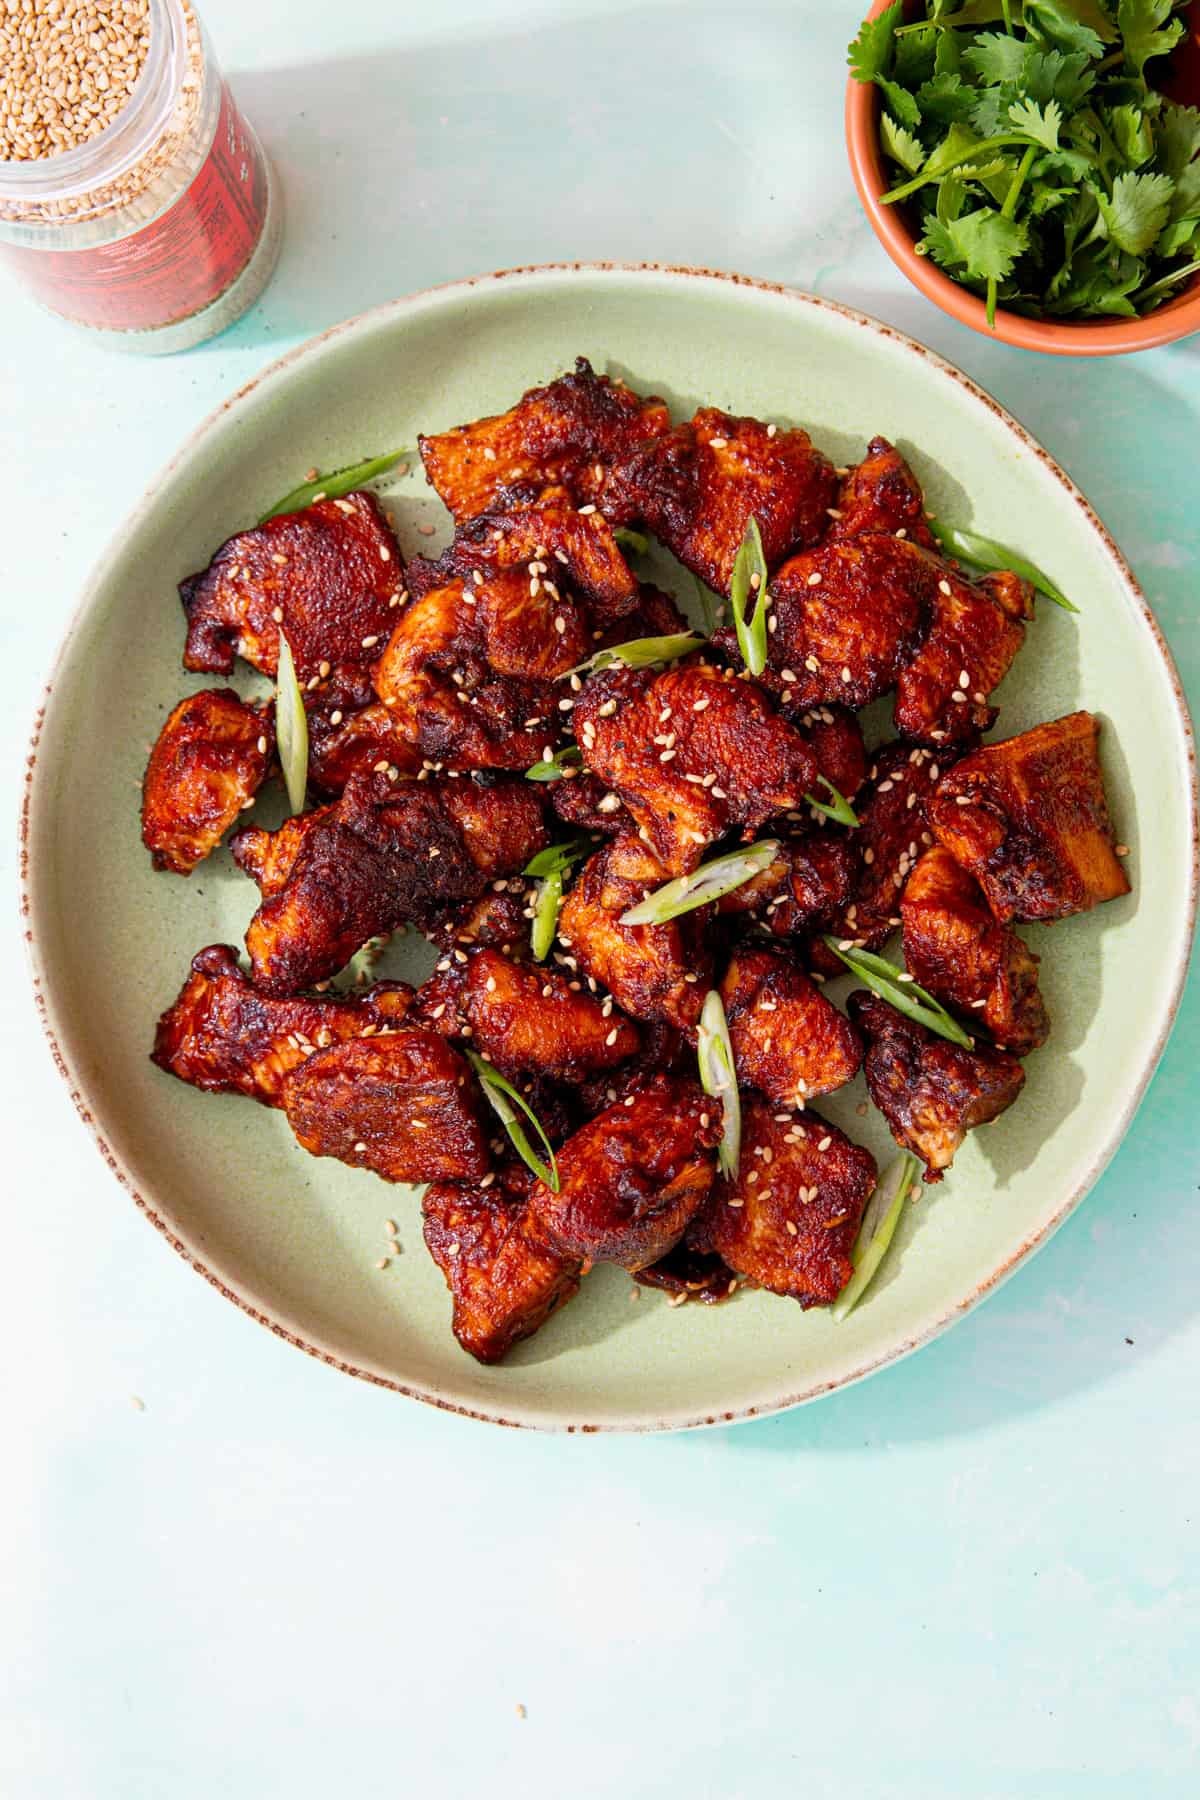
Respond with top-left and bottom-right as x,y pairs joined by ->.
466,1050 -> 560,1192
618,840 -> 781,926
530,871 -> 563,963
806,776 -> 860,828
564,632 -> 704,679
523,836 -> 596,879
729,515 -> 770,677
821,937 -> 975,1049
613,526 -> 651,557
275,632 -> 309,816
525,746 -> 583,782
927,518 -> 1078,614
257,448 -> 407,523
697,989 -> 740,1180
832,1153 -> 920,1323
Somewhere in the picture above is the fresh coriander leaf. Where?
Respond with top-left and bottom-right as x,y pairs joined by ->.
963,30 -> 1026,85
1110,103 -> 1156,167
1156,216 -> 1200,257
1157,104 -> 1200,184
880,78 -> 923,133
1170,157 -> 1200,224
1098,169 -> 1176,254
916,72 -> 977,126
1024,0 -> 1111,56
1033,146 -> 1098,180
947,207 -> 1029,280
929,1 -> 1025,26
934,23 -> 964,76
1137,254 -> 1200,305
882,112 -> 926,174
848,0 -> 902,82
919,214 -> 965,269
1117,0 -> 1186,83
1008,96 -> 1063,150
894,23 -> 938,87
1024,46 -> 1096,109
1029,182 -> 1078,215
970,87 -> 1011,139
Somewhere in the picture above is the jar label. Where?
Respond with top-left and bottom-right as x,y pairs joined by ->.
0,86 -> 269,335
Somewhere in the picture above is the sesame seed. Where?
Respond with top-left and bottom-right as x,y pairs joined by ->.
362,635 -> 380,649
355,1141 -> 368,1154
1115,843 -> 1130,857
955,794 -> 973,806
727,1197 -> 744,1208
380,546 -> 391,562
376,1257 -> 391,1270
785,1220 -> 798,1237
807,571 -> 822,587
271,606 -> 284,624
709,436 -> 728,449
767,423 -> 778,438
970,998 -> 987,1009
578,504 -> 597,516
841,667 -> 852,684
895,527 -> 907,539
805,656 -> 820,673
335,499 -> 356,515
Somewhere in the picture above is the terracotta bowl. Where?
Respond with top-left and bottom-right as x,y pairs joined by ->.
845,0 -> 1200,355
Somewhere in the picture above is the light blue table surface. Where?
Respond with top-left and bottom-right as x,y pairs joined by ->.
3,3 -> 1198,1795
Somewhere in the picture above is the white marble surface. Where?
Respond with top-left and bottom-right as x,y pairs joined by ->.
3,3 -> 1199,1795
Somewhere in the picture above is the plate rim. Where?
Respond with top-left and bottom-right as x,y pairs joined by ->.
20,260 -> 1200,1432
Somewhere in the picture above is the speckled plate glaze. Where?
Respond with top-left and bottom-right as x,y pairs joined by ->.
22,265 -> 1198,1431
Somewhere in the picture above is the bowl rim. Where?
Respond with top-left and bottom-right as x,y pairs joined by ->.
844,2 -> 1200,356
20,260 -> 1200,1431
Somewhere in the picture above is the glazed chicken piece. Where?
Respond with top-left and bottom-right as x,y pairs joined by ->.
141,688 -> 274,874
689,1098 -> 877,1307
894,565 -> 1033,746
282,1028 -> 490,1184
303,665 -> 399,793
790,702 -> 868,801
423,1168 -> 582,1364
419,358 -> 671,523
633,1242 -> 740,1304
405,489 -> 638,625
849,992 -> 1025,1182
557,834 -> 710,1034
234,771 -> 547,994
530,1075 -> 722,1271
828,436 -> 934,546
550,772 -> 628,836
823,741 -> 956,954
735,534 -> 934,710
151,943 -> 413,1107
600,406 -> 836,593
720,944 -> 863,1105
180,491 -> 404,682
573,661 -> 819,875
425,886 -> 533,956
902,848 -> 1049,1056
716,832 -> 858,939
413,946 -> 640,1081
928,712 -> 1131,923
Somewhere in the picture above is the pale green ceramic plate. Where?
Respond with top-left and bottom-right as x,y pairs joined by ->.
23,265 -> 1198,1431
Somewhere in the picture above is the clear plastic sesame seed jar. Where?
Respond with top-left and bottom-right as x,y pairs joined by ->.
0,0 -> 281,352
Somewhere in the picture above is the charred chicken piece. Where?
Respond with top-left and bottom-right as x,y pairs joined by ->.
736,534 -> 934,710
633,1242 -> 740,1304
717,832 -> 859,940
530,1075 -> 721,1271
574,661 -> 819,875
141,688 -> 274,874
304,666 -> 408,794
894,564 -> 1033,746
405,489 -> 639,625
419,358 -> 671,523
824,740 -> 956,955
849,992 -> 1025,1182
789,702 -> 868,800
282,1028 -> 490,1184
689,1098 -> 876,1306
550,772 -> 629,836
180,491 -> 404,681
902,848 -> 1049,1056
423,1170 -> 582,1364
829,436 -> 934,547
720,944 -> 863,1105
601,407 -> 836,593
413,946 -> 640,1081
425,886 -> 533,956
234,772 -> 547,994
557,834 -> 710,1034
928,712 -> 1131,924
151,943 -> 413,1107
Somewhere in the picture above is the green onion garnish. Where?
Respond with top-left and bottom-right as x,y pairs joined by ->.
523,837 -> 596,879
275,632 -> 309,816
618,840 -> 781,926
806,776 -> 860,828
466,1050 -> 560,1192
258,449 -> 407,524
613,526 -> 651,557
697,989 -> 739,1180
530,871 -> 563,963
729,515 -> 770,677
822,937 -> 974,1049
832,1153 -> 920,1323
525,746 -> 583,782
563,633 -> 704,679
927,519 -> 1078,614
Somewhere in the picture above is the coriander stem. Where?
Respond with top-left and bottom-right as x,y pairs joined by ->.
1001,0 -> 1013,34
